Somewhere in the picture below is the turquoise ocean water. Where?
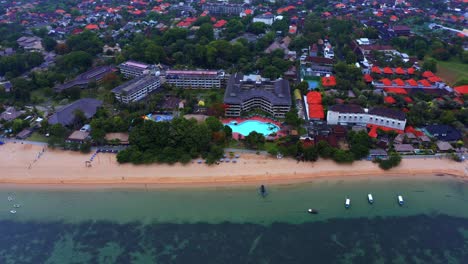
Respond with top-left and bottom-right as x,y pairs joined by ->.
1,175 -> 468,263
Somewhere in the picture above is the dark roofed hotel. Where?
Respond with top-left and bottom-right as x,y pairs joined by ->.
112,75 -> 161,104
119,61 -> 151,78
224,73 -> 291,118
165,70 -> 225,89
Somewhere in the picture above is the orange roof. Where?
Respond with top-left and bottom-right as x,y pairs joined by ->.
406,79 -> 418,86
428,76 -> 442,83
214,19 -> 227,28
454,85 -> 468,95
364,74 -> 373,82
393,78 -> 405,86
390,15 -> 398,21
422,71 -> 434,78
405,126 -> 423,136
384,96 -> 396,104
371,66 -> 381,74
306,91 -> 322,104
85,24 -> 99,30
407,67 -> 415,74
385,87 -> 407,94
381,78 -> 392,86
308,104 -> 324,119
368,124 -> 404,138
394,67 -> 405,75
244,9 -> 253,15
321,76 -> 336,86
418,79 -> 431,87
383,67 -> 393,74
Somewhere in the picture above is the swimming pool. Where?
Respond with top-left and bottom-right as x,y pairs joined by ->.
307,80 -> 319,90
145,114 -> 173,122
225,120 -> 280,136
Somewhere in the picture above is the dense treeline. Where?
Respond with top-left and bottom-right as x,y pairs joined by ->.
0,52 -> 44,78
117,117 -> 228,165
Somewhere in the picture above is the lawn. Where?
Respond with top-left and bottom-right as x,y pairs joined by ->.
434,58 -> 468,85
27,132 -> 48,143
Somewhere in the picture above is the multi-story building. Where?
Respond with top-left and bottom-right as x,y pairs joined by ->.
55,66 -> 115,92
202,3 -> 245,15
224,73 -> 291,118
118,61 -> 151,78
112,75 -> 161,104
165,70 -> 225,89
326,104 -> 406,130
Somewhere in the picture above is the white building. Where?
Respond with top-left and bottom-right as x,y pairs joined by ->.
165,70 -> 225,89
253,14 -> 275,25
112,75 -> 161,104
327,104 -> 406,130
118,61 -> 151,78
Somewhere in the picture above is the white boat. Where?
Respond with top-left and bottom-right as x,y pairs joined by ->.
10,210 -> 16,214
368,194 -> 374,204
13,204 -> 20,208
398,195 -> 404,206
345,198 -> 351,208
7,196 -> 13,201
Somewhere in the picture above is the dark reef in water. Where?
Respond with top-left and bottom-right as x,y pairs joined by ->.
1,215 -> 468,263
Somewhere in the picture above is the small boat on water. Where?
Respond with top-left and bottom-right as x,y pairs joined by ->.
10,210 -> 16,214
259,185 -> 267,197
345,198 -> 351,208
398,195 -> 404,206
307,209 -> 319,214
13,204 -> 20,208
7,196 -> 13,201
368,194 -> 374,204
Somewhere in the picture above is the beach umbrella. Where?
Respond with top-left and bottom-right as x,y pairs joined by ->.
225,159 -> 230,163
197,160 -> 202,164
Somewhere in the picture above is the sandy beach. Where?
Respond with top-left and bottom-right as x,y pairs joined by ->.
0,143 -> 466,187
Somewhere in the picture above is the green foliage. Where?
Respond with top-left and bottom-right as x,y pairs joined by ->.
66,30 -> 103,55
117,117 -> 224,165
285,110 -> 302,128
0,52 -> 44,78
422,58 -> 437,73
56,51 -> 93,72
348,131 -> 371,160
79,141 -> 92,153
377,154 -> 402,170
244,131 -> 265,150
12,119 -> 29,134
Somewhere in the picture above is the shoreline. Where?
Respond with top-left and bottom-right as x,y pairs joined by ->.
0,143 -> 466,189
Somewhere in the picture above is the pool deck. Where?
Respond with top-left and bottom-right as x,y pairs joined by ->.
222,116 -> 287,140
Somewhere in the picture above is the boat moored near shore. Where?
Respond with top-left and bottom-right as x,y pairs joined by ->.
398,195 -> 404,206
345,198 -> 351,208
368,194 -> 374,204
307,209 -> 318,214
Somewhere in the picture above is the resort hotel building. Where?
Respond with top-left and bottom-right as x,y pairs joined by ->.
118,61 -> 151,78
326,104 -> 406,130
164,70 -> 225,89
112,75 -> 161,104
224,73 -> 291,118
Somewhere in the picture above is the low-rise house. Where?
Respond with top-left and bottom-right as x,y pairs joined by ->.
16,128 -> 33,139
368,149 -> 388,160
253,13 -> 275,25
425,125 -> 462,142
48,98 -> 103,126
105,132 -> 129,145
394,144 -> 415,154
17,36 -> 43,52
67,130 -> 89,143
0,107 -> 24,121
436,141 -> 454,152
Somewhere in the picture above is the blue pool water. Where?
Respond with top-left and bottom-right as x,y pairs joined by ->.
146,114 -> 174,122
307,80 -> 319,90
225,120 -> 279,136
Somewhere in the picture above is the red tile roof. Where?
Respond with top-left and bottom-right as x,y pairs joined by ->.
393,78 -> 405,86
384,96 -> 396,104
364,74 -> 373,83
85,24 -> 99,30
406,79 -> 418,86
422,71 -> 435,78
394,67 -> 405,75
428,76 -> 442,83
321,76 -> 336,87
454,85 -> 468,95
404,96 -> 413,103
407,67 -> 415,74
418,79 -> 431,87
368,124 -> 404,138
383,67 -> 393,74
381,78 -> 392,86
371,66 -> 381,74
385,87 -> 407,94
